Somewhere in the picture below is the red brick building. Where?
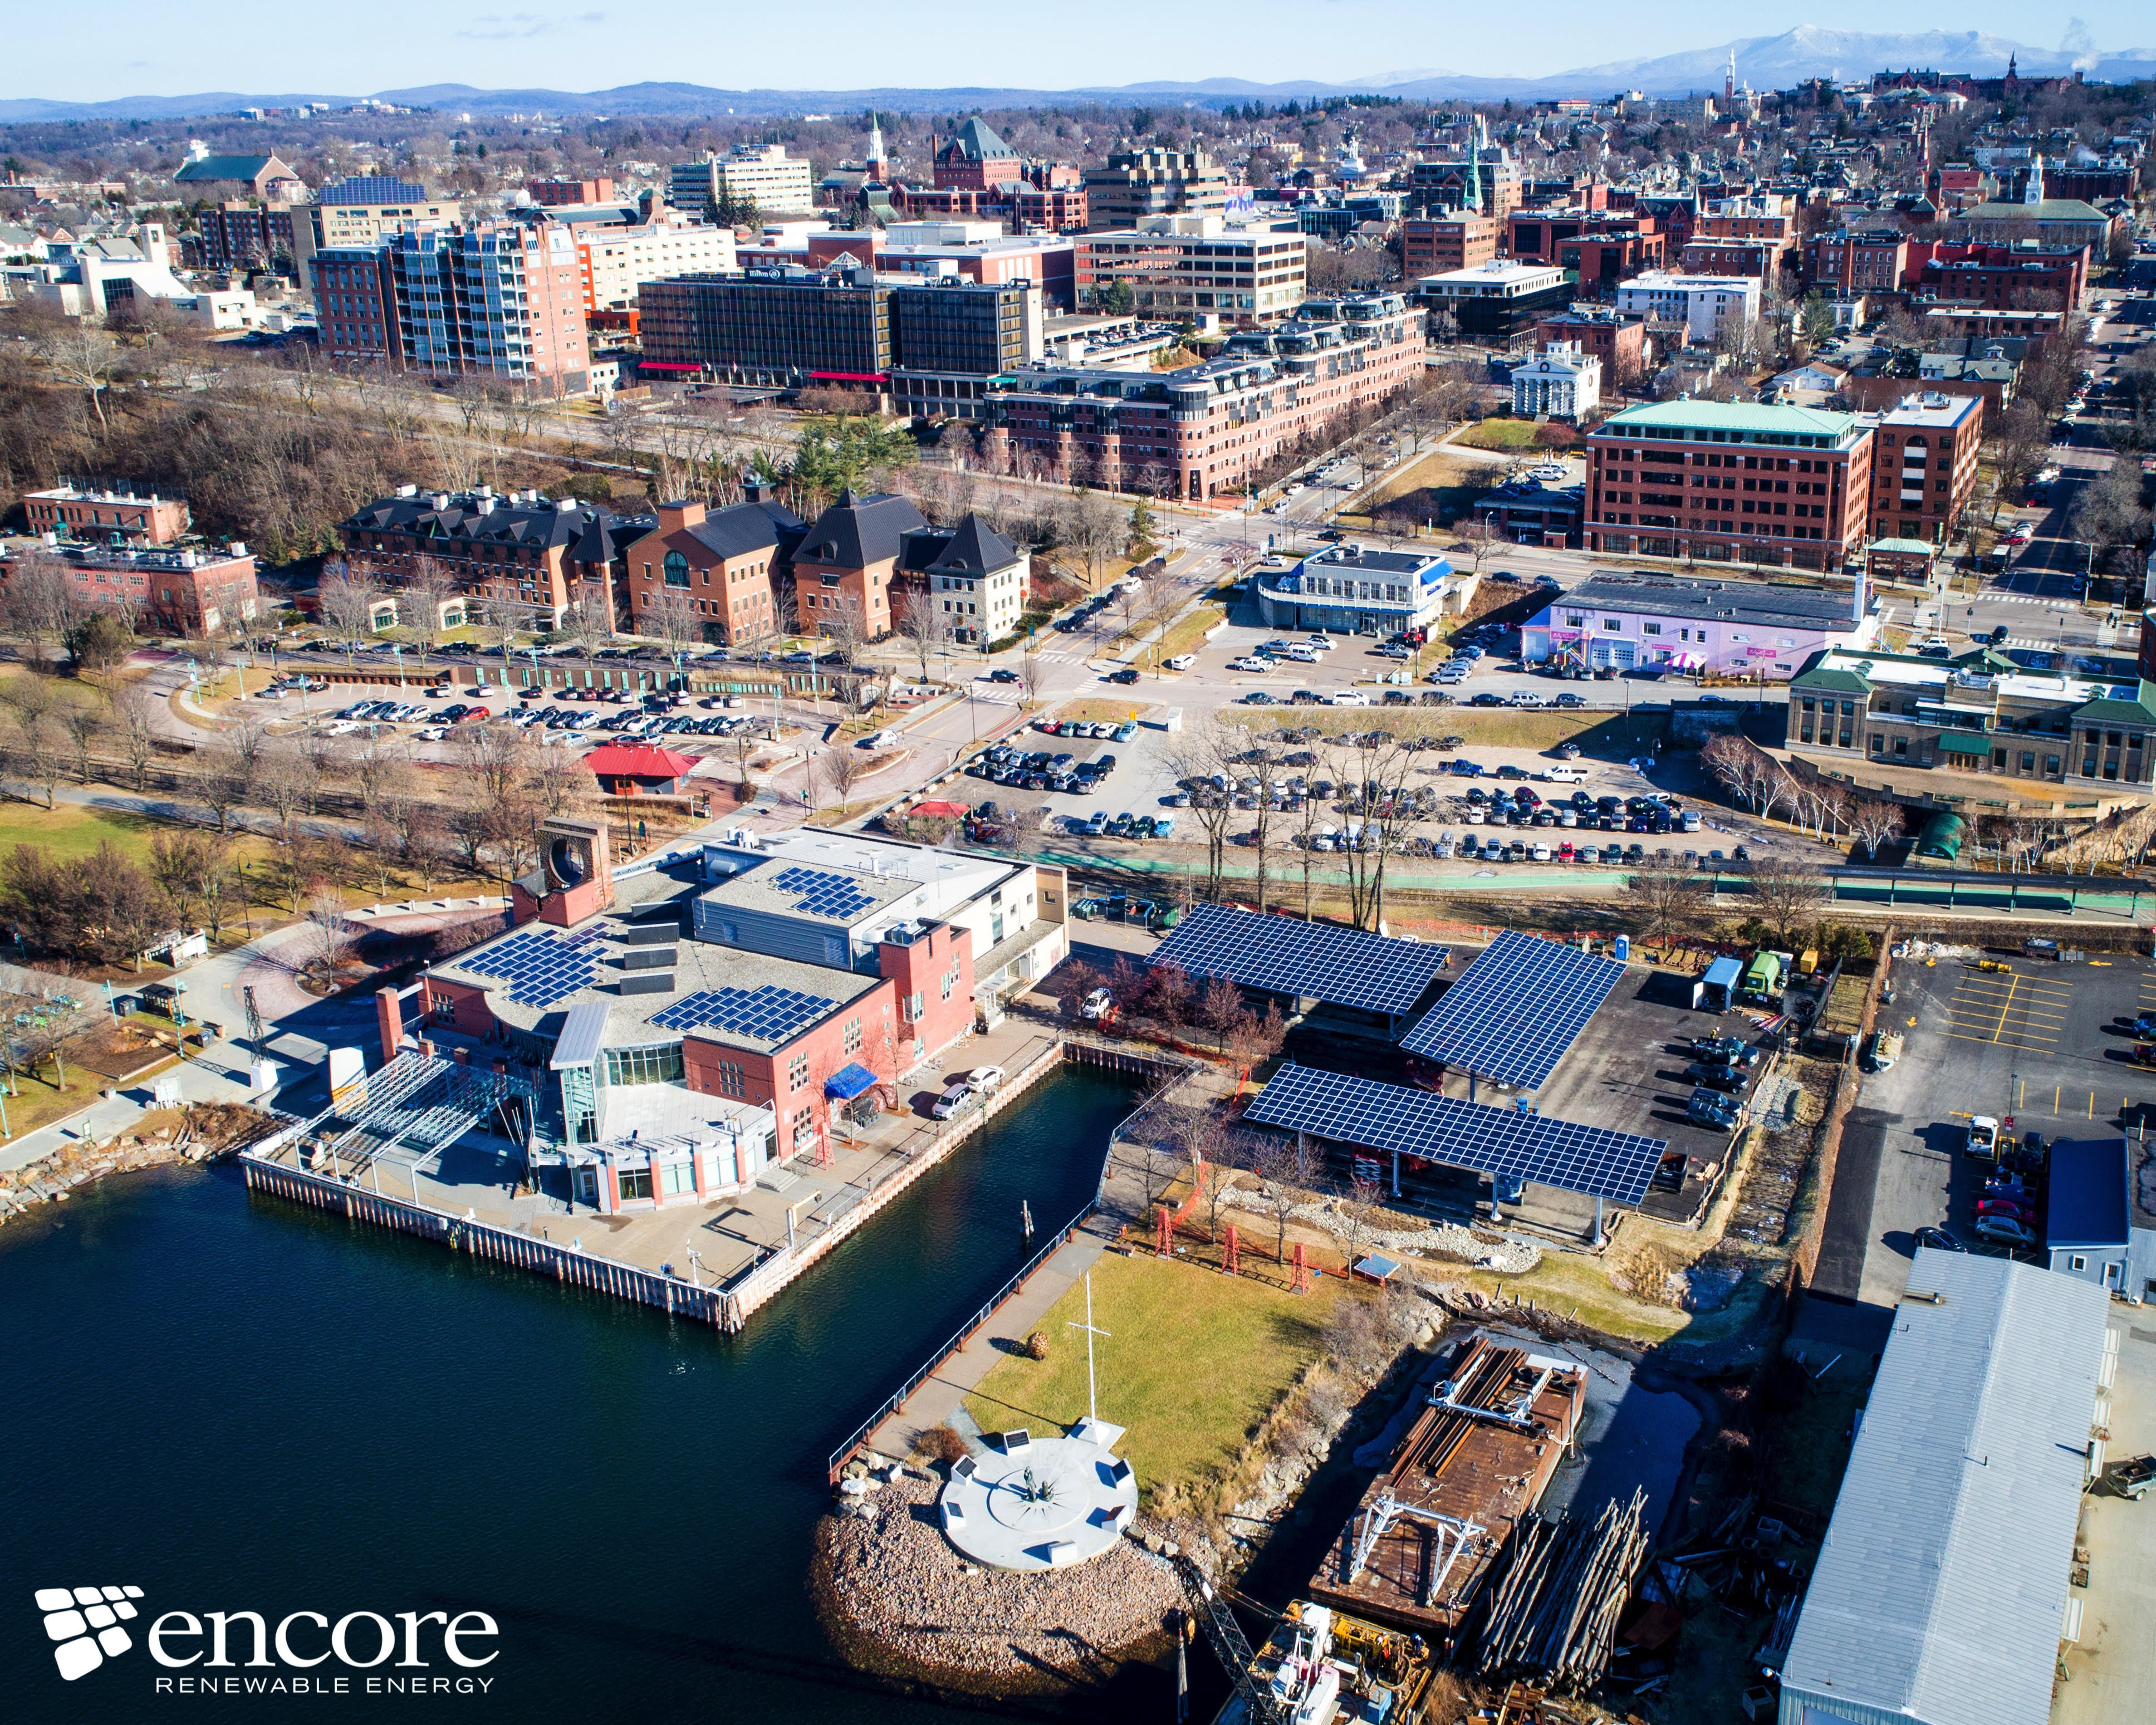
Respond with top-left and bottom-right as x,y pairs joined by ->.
933,118 -> 1021,191
25,483 -> 189,546
1865,391 -> 1984,547
1584,399 -> 1875,572
621,496 -> 803,644
1912,242 -> 2088,310
1402,214 -> 1497,277
788,490 -> 928,639
1506,212 -> 1665,293
527,177 -> 616,206
1805,231 -> 1912,295
2,543 -> 260,637
1533,310 -> 1648,386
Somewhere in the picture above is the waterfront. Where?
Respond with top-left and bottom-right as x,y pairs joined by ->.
1,1068 -> 1140,1723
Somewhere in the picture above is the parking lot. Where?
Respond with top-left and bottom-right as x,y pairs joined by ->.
1799,945 -> 2156,1350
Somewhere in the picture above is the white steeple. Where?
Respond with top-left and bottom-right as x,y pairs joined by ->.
2023,152 -> 2044,204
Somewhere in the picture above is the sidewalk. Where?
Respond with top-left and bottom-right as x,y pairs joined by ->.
865,1121 -> 1153,1460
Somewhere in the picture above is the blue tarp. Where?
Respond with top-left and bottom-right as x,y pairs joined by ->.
825,1062 -> 879,1101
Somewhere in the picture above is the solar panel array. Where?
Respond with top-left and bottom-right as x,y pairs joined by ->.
1401,928 -> 1627,1089
1148,903 -> 1451,1018
461,931 -> 600,1008
770,865 -> 876,922
649,983 -> 837,1045
559,923 -> 614,950
1245,1063 -> 1667,1207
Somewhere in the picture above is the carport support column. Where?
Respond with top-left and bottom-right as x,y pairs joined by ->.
1591,1195 -> 1604,1249
1391,1150 -> 1400,1199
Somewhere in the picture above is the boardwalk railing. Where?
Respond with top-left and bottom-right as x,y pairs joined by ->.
822,1208 -> 1091,1484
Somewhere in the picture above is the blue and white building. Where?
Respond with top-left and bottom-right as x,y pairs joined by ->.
1251,543 -> 1476,638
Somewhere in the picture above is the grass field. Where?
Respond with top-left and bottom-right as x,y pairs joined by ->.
0,800 -> 173,864
1117,603 -> 1226,662
963,1251 -> 1339,1502
1054,697 -> 1161,725
1455,418 -> 1548,452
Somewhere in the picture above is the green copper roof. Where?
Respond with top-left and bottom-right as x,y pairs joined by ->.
1937,731 -> 1992,757
1869,538 -> 1937,555
1792,664 -> 1874,695
2071,680 -> 2156,727
1962,199 -> 2107,222
1597,400 -> 1860,438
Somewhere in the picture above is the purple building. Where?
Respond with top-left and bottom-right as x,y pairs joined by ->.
1521,570 -> 1879,679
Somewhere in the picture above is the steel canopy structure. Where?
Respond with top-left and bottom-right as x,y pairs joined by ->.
1400,929 -> 1627,1089
279,1050 -> 540,1184
1245,1064 -> 1667,1207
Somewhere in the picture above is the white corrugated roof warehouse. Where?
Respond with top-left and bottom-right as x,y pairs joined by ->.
1777,1250 -> 2110,1725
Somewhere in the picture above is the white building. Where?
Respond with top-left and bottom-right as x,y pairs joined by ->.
718,144 -> 815,214
915,516 -> 1027,646
1614,271 -> 1761,345
1511,341 -> 1602,419
574,220 -> 737,313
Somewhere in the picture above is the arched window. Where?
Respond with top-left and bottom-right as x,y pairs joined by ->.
663,551 -> 691,589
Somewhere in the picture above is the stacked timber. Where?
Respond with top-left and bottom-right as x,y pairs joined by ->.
1469,1489 -> 1650,1692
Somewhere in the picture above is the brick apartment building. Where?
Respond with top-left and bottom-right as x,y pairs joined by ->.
1805,230 -> 1911,295
527,177 -> 616,206
316,222 -> 592,397
1680,236 -> 1787,282
339,486 -> 652,629
25,482 -> 189,546
621,495 -> 805,644
2,542 -> 260,638
1584,400 -> 1875,571
983,291 -> 1425,502
1534,310 -> 1648,386
574,219 -> 735,314
1913,242 -> 2088,310
1865,391 -> 1983,547
1400,215 -> 1496,277
298,176 -> 460,290
197,201 -> 298,272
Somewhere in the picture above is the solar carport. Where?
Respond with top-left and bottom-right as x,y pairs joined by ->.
1400,928 -> 1628,1095
1245,1063 -> 1668,1234
1148,904 -> 1452,1035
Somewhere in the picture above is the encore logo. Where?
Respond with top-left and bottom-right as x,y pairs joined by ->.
35,1590 -> 501,1691
37,1586 -> 145,1680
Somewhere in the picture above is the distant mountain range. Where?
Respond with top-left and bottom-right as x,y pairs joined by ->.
3,27 -> 2152,125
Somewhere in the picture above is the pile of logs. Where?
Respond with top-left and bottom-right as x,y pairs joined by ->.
1469,1490 -> 1651,1692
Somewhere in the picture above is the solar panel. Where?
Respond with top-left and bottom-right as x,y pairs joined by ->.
1245,1064 -> 1666,1207
769,865 -> 876,922
462,930 -> 600,1007
1400,929 -> 1626,1089
1148,903 -> 1451,1018
649,984 -> 837,1044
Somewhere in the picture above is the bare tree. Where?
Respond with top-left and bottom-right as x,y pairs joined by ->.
1247,1136 -> 1309,1265
1017,646 -> 1047,708
316,561 -> 383,665
1623,866 -> 1710,954
0,549 -> 91,670
1745,857 -> 1830,948
399,557 -> 462,673
1847,796 -> 1904,861
820,743 -> 871,813
61,707 -> 101,786
644,584 -> 704,675
894,585 -> 953,684
197,727 -> 257,834
255,741 -> 310,845
112,683 -> 159,792
5,705 -> 65,809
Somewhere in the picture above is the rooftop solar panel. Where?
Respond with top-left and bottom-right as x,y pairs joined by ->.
1400,928 -> 1626,1089
649,983 -> 837,1044
1148,903 -> 1451,1018
1245,1063 -> 1665,1207
770,865 -> 876,922
461,930 -> 600,1008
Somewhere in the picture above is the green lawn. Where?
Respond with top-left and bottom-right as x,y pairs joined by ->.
0,800 -> 166,864
1456,418 -> 1546,451
964,1251 -> 1338,1503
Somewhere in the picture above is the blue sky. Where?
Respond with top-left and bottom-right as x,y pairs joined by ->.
7,2 -> 2152,103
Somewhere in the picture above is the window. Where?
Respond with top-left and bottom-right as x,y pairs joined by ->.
843,1017 -> 862,1054
605,1045 -> 685,1087
941,964 -> 960,1001
1603,618 -> 1621,632
790,1104 -> 816,1150
787,1054 -> 809,1091
2072,1255 -> 2089,1272
716,1060 -> 745,1097
663,551 -> 691,589
616,1167 -> 653,1202
660,1160 -> 697,1197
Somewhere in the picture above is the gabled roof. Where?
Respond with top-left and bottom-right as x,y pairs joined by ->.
1790,662 -> 1874,695
582,746 -> 698,780
174,154 -> 287,184
1781,1252 -> 2108,1725
923,514 -> 1020,579
683,498 -> 806,562
795,490 -> 928,571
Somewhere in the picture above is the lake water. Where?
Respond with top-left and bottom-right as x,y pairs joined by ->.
1,1068 -> 1142,1723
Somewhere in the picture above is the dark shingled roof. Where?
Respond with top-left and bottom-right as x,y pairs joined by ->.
795,490 -> 928,570
922,514 -> 1020,578
939,118 -> 1013,163
684,499 -> 806,562
340,491 -> 641,557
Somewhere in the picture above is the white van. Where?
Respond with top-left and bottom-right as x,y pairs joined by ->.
1329,690 -> 1371,707
1285,644 -> 1320,663
1543,765 -> 1586,783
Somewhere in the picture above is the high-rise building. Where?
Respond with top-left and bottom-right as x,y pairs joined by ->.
640,266 -> 890,385
667,144 -> 815,219
573,221 -> 737,314
316,223 -> 591,397
1081,148 -> 1230,231
1077,217 -> 1307,327
1865,392 -> 1984,547
299,176 -> 459,290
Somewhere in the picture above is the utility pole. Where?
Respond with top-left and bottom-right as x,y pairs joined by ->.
1066,1271 -> 1112,1427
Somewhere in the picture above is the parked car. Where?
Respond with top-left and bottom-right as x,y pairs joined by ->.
962,1066 -> 1006,1095
1079,988 -> 1115,1022
930,1082 -> 975,1120
1913,1226 -> 1967,1253
1973,1213 -> 2037,1248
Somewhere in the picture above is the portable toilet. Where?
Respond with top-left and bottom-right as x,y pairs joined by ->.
1614,934 -> 1631,963
1698,955 -> 1742,1012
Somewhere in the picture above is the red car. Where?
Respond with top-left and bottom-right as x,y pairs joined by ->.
453,706 -> 491,724
1976,1197 -> 2035,1222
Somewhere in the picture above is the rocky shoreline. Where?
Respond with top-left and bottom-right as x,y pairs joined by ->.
0,1104 -> 271,1227
812,1469 -> 1184,1698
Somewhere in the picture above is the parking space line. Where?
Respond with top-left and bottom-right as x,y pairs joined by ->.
1942,1028 -> 2059,1047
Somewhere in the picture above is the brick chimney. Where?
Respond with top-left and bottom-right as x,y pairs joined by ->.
375,986 -> 403,1065
656,499 -> 707,532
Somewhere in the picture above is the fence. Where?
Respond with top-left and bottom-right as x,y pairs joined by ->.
822,1213 -> 1089,1484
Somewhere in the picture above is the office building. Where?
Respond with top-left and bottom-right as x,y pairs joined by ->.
1081,147 -> 1231,231
527,177 -> 616,207
2,542 -> 259,638
669,144 -> 815,219
1534,309 -> 1648,386
623,495 -> 804,644
1414,261 -> 1573,340
1507,211 -> 1666,292
1251,542 -> 1469,636
1400,215 -> 1497,277
300,177 -> 459,289
906,514 -> 1027,645
338,486 -> 650,630
932,118 -> 1021,191
1078,217 -> 1309,327
1865,391 -> 1983,547
888,280 -> 1043,420
24,482 -> 189,547
790,489 -> 929,639
574,220 -> 736,314
1583,400 -> 1875,571
984,291 -> 1424,502
1805,229 -> 1910,295
1524,570 -> 1875,678
1612,272 -> 1760,345
197,201 -> 299,272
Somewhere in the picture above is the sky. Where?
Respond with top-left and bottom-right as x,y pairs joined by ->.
4,1 -> 2152,103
